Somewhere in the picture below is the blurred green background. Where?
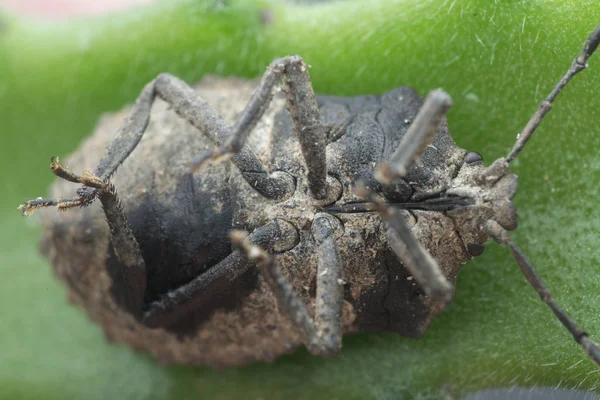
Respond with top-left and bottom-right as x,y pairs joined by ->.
1,0 -> 600,399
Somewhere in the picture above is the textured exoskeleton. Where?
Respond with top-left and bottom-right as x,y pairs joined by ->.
22,25 -> 600,369
39,76 -> 487,366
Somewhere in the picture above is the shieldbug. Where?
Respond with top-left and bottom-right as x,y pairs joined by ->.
19,25 -> 600,368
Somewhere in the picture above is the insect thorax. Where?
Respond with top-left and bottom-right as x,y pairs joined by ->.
233,85 -> 518,336
39,76 -> 518,366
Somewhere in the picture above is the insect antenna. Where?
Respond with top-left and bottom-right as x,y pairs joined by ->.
480,25 -> 600,182
485,220 -> 600,367
480,24 -> 600,368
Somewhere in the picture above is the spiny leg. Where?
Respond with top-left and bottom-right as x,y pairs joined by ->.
18,81 -> 160,316
21,56 -> 333,212
27,159 -> 148,318
18,71 -> 300,322
19,157 -> 97,215
480,24 -> 600,182
232,213 -> 344,356
18,66 -> 303,325
376,89 -> 452,185
193,56 -> 328,200
20,80 -> 159,214
19,79 -> 158,215
485,220 -> 600,367
22,73 -> 296,216
98,183 -> 147,318
360,187 -> 453,312
31,160 -> 299,328
143,220 -> 296,328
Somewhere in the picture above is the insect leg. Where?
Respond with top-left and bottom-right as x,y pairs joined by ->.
232,214 -> 344,356
143,220 -> 295,328
194,56 -> 328,200
375,90 -> 452,185
21,75 -> 294,214
312,213 -> 344,353
152,74 -> 294,200
485,220 -> 600,367
95,180 -> 147,319
18,80 -> 158,215
366,89 -> 454,310
94,81 -> 156,180
99,74 -> 292,199
361,188 -> 453,313
25,158 -> 148,318
279,56 -> 328,200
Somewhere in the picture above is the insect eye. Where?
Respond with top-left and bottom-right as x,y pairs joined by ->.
467,243 -> 485,256
465,152 -> 483,164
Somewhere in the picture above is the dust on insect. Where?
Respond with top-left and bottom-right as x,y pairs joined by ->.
19,26 -> 600,368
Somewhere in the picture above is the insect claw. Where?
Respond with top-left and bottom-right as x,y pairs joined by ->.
18,203 -> 33,216
18,197 -> 59,216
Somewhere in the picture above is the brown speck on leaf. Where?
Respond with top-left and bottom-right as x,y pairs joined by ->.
259,8 -> 274,25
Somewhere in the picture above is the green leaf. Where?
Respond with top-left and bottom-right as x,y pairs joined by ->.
2,0 -> 599,399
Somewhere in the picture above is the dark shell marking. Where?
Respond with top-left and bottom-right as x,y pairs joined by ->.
40,76 -> 515,367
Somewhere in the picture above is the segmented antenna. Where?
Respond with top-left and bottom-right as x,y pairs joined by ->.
480,25 -> 600,182
507,25 -> 600,162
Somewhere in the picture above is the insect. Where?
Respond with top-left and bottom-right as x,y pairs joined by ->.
20,26 -> 600,368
